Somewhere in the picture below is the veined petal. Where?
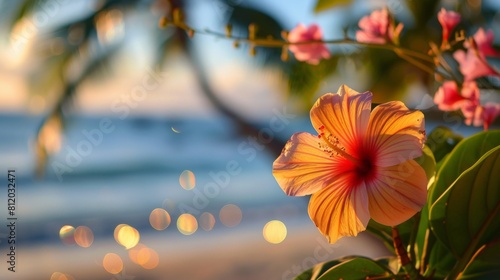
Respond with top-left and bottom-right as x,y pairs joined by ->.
310,85 -> 372,155
272,132 -> 344,196
366,101 -> 425,167
367,160 -> 427,226
308,179 -> 370,244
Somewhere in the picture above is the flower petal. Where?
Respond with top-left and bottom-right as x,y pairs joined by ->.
288,24 -> 330,65
310,85 -> 372,155
272,132 -> 343,196
367,160 -> 427,226
453,48 -> 499,81
356,9 -> 390,44
287,23 -> 307,42
433,80 -> 468,111
308,179 -> 370,243
366,101 -> 425,167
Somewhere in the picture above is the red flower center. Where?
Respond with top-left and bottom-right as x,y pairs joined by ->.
356,156 -> 373,177
353,147 -> 377,183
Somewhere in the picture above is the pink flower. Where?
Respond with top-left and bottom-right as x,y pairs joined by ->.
288,24 -> 330,65
453,43 -> 500,81
437,8 -> 461,47
464,28 -> 500,57
434,81 -> 467,111
462,103 -> 500,130
482,103 -> 500,130
272,85 -> 427,243
356,8 -> 403,45
454,29 -> 500,81
434,81 -> 479,111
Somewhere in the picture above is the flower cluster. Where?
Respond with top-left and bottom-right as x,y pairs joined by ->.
285,7 -> 500,130
434,10 -> 500,130
287,8 -> 404,64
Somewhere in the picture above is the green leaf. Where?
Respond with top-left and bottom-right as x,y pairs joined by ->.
474,238 -> 500,264
314,0 -> 353,13
376,257 -> 400,275
294,259 -> 342,280
429,145 -> 500,274
461,239 -> 500,279
428,130 -> 500,207
426,239 -> 456,278
425,126 -> 463,164
417,203 -> 456,278
367,216 -> 417,252
414,145 -> 436,184
316,256 -> 394,280
294,268 -> 314,280
366,220 -> 393,250
415,202 -> 430,269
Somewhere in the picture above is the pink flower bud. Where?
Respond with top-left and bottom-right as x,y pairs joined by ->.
437,8 -> 461,45
356,8 -> 403,45
288,24 -> 330,65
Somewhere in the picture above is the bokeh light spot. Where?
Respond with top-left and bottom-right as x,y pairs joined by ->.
179,170 -> 195,190
103,253 -> 123,275
114,224 -> 126,243
74,226 -> 94,248
219,204 -> 242,228
50,272 -> 75,280
199,212 -> 216,231
128,243 -> 147,264
137,247 -> 159,269
177,213 -> 198,235
149,208 -> 171,231
59,225 -> 75,245
263,220 -> 287,244
115,224 -> 140,249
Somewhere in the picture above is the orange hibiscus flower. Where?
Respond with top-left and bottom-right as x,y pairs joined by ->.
273,85 -> 427,243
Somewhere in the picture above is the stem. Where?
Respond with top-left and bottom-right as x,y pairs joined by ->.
408,213 -> 420,269
348,39 -> 433,62
395,50 -> 436,76
419,229 -> 432,275
392,227 -> 422,280
428,43 -> 462,82
166,21 -> 435,64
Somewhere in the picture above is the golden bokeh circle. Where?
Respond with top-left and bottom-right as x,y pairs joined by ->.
149,208 -> 171,231
177,213 -> 198,235
137,247 -> 159,269
103,253 -> 123,275
59,225 -> 75,245
115,224 -> 140,249
74,226 -> 94,248
263,220 -> 287,244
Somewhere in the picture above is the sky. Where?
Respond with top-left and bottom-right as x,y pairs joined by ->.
0,0 -> 402,119
2,0 -> 498,119
0,0 -> 343,119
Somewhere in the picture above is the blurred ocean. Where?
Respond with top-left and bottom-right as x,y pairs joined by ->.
0,112 -> 483,279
